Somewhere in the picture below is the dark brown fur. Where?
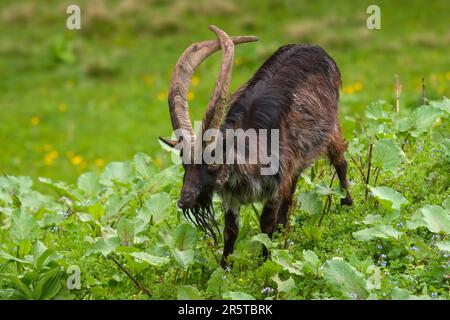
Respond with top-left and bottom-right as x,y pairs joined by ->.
174,44 -> 352,267
217,44 -> 352,266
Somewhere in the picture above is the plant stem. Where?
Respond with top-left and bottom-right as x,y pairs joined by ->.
109,256 -> 152,298
421,77 -> 427,105
364,143 -> 373,201
401,132 -> 410,151
350,156 -> 366,180
318,172 -> 336,227
395,75 -> 401,113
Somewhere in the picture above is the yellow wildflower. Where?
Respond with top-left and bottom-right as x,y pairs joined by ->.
143,74 -> 154,87
71,155 -> 84,166
234,57 -> 244,66
343,86 -> 355,95
157,91 -> 167,102
44,150 -> 59,166
59,102 -> 67,113
188,92 -> 195,101
353,82 -> 363,91
95,158 -> 105,167
30,116 -> 40,126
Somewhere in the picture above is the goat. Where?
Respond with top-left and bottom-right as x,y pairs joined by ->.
160,26 -> 352,267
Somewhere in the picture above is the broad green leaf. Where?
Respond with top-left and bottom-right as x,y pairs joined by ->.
33,269 -> 61,300
99,161 -> 134,187
251,233 -> 272,250
271,250 -> 303,275
77,172 -> 101,195
391,287 -> 430,300
223,291 -> 256,300
133,153 -> 156,180
353,225 -> 402,241
443,197 -> 450,211
12,277 -> 33,299
129,252 -> 170,267
173,223 -> 197,251
366,267 -> 382,290
302,249 -> 320,274
0,251 -> 32,264
148,165 -> 181,192
436,241 -> 450,252
87,237 -> 121,256
171,249 -> 194,270
315,182 -> 346,197
139,192 -> 171,225
372,139 -> 404,172
177,285 -> 202,300
10,209 -> 39,242
207,267 -> 228,295
362,214 -> 381,225
117,218 -> 136,246
298,191 -> 322,215
420,205 -> 450,234
368,186 -> 407,211
272,274 -> 296,294
38,177 -> 81,202
323,257 -> 369,299
87,202 -> 105,221
365,100 -> 392,121
413,105 -> 446,135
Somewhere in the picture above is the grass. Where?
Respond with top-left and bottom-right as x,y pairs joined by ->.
0,0 -> 449,184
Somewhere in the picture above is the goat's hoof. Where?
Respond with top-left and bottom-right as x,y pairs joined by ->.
341,197 -> 353,206
221,258 -> 232,270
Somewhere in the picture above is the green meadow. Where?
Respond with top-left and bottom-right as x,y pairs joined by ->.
0,1 -> 449,300
0,0 -> 448,182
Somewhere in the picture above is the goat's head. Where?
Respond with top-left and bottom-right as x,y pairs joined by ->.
159,26 -> 258,239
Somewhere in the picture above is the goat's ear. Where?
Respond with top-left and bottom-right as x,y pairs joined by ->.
159,136 -> 178,149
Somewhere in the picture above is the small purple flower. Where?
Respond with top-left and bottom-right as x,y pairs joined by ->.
411,246 -> 419,252
376,245 -> 383,251
224,267 -> 231,273
380,254 -> 387,259
396,222 -> 403,228
431,292 -> 437,299
380,261 -> 387,267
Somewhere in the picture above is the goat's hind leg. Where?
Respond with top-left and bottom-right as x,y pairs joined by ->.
327,131 -> 353,206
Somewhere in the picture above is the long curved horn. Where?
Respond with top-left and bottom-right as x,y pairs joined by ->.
201,26 -> 234,134
168,30 -> 258,141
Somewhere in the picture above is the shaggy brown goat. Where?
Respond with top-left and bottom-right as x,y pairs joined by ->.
160,26 -> 352,267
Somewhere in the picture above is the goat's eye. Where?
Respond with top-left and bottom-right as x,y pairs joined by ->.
207,164 -> 220,172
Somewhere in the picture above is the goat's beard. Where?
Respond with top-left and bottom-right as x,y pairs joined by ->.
181,191 -> 219,244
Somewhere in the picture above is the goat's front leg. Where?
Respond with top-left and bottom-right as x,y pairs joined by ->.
260,199 -> 281,259
221,205 -> 240,268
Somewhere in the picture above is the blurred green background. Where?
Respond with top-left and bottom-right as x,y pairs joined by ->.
0,0 -> 449,183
